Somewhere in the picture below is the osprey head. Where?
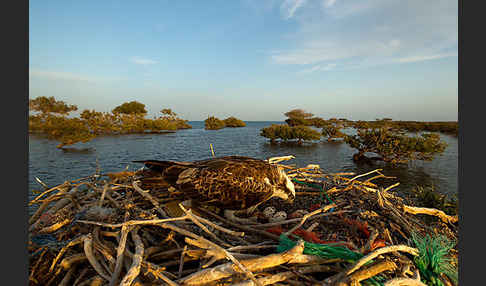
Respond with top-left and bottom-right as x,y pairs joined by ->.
274,167 -> 296,203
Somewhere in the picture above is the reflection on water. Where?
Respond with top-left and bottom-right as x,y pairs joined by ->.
28,121 -> 458,203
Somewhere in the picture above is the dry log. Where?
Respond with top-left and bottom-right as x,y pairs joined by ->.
233,265 -> 334,286
337,260 -> 397,286
119,228 -> 144,286
108,224 -> 130,286
83,233 -> 111,281
183,236 -> 263,285
346,245 -> 418,276
178,240 -> 305,286
383,277 -> 427,286
402,205 -> 458,224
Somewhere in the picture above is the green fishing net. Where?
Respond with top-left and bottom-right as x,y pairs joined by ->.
411,232 -> 458,286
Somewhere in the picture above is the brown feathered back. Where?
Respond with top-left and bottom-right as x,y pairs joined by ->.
134,156 -> 292,210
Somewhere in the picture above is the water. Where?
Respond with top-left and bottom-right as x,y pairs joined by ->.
28,121 -> 458,203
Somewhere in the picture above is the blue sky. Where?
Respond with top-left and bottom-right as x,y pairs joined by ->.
29,0 -> 458,121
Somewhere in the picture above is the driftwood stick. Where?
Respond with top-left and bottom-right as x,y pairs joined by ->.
178,240 -> 305,286
76,216 -> 188,228
267,155 -> 295,164
192,211 -> 245,237
383,182 -> 401,193
118,239 -> 179,286
196,208 -> 281,241
346,245 -> 419,276
402,205 -> 458,224
98,183 -> 109,207
83,234 -> 111,281
37,218 -> 72,234
72,267 -> 89,286
253,210 -> 352,229
108,225 -> 130,286
346,169 -> 383,184
343,260 -> 397,285
142,261 -> 180,286
77,275 -> 104,286
183,236 -> 263,286
233,265 -> 334,286
178,245 -> 188,279
58,265 -> 76,286
132,181 -> 168,218
29,247 -> 47,282
30,181 -> 71,205
35,176 -> 50,190
383,277 -> 427,286
60,253 -> 87,270
284,203 -> 336,236
50,234 -> 87,272
228,244 -> 277,252
119,227 -> 144,286
29,189 -> 65,224
179,204 -> 231,247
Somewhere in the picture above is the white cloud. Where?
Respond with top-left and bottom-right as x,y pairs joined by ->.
29,69 -> 104,82
298,63 -> 337,74
270,0 -> 457,69
395,53 -> 457,64
281,0 -> 307,19
323,0 -> 337,8
130,56 -> 158,65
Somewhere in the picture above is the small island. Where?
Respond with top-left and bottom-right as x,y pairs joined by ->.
29,96 -> 192,149
260,109 -> 452,165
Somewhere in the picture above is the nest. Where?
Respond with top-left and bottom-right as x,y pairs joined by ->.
28,156 -> 458,286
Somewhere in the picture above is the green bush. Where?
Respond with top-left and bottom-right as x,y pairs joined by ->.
112,101 -> 147,115
205,116 -> 226,130
410,186 -> 458,215
321,124 -> 345,141
343,126 -> 447,164
260,124 -> 321,144
223,116 -> 246,127
29,96 -> 78,115
37,115 -> 96,148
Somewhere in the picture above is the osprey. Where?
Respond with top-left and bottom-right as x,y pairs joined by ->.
133,156 -> 295,215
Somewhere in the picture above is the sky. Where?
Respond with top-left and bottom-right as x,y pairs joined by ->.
29,0 -> 458,121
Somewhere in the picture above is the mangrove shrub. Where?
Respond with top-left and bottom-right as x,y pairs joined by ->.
223,116 -> 246,127
343,126 -> 447,164
205,116 -> 226,130
112,101 -> 147,115
260,124 -> 321,144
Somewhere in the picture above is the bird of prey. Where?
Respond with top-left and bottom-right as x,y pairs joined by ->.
133,156 -> 295,222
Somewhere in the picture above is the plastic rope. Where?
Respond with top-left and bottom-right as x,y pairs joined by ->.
277,235 -> 384,285
291,178 -> 335,211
